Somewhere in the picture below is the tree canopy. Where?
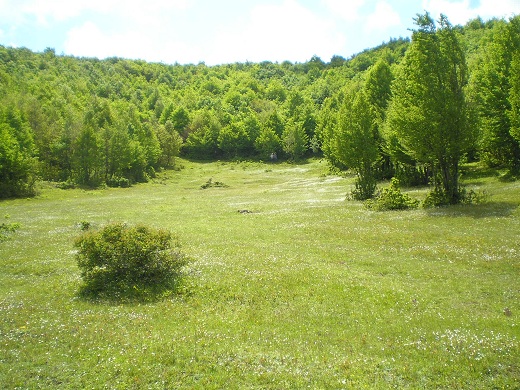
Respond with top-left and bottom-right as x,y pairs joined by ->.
385,13 -> 471,204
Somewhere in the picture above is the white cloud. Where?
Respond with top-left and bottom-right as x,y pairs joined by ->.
422,0 -> 520,25
323,0 -> 366,22
64,21 -> 109,58
64,20 -> 200,63
16,0 -> 190,26
59,0 -> 198,62
206,0 -> 345,64
473,0 -> 520,19
422,0 -> 475,24
366,1 -> 402,32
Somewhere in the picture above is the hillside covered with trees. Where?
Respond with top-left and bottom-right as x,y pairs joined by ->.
1,13 -> 519,204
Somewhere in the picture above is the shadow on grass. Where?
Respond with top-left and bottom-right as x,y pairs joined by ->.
76,279 -> 190,305
461,165 -> 500,181
426,201 -> 519,219
461,163 -> 519,183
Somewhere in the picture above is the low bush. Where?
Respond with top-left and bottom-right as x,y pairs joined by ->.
0,217 -> 21,241
423,186 -> 489,207
56,180 -> 76,189
365,178 -> 419,211
201,178 -> 228,189
350,174 -> 377,201
106,176 -> 131,188
459,187 -> 489,205
74,222 -> 188,301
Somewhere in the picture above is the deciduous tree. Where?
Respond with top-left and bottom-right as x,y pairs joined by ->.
335,89 -> 378,200
386,13 -> 471,204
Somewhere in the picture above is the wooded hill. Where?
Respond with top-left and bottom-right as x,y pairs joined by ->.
1,14 -> 519,202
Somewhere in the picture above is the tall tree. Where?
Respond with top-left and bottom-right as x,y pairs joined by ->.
474,16 -> 520,173
183,110 -> 221,159
385,13 -> 471,204
364,57 -> 394,178
157,120 -> 183,168
510,51 -> 520,143
282,120 -> 308,161
254,127 -> 281,159
335,89 -> 378,200
0,107 -> 38,197
73,126 -> 102,186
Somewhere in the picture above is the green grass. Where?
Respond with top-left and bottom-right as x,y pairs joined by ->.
1,158 -> 519,389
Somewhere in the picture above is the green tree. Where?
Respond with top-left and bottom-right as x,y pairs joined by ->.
171,106 -> 190,139
255,127 -> 281,159
73,126 -> 102,186
335,89 -> 378,200
474,16 -> 520,173
183,110 -> 221,159
218,121 -> 250,158
0,114 -> 38,198
316,93 -> 344,169
386,13 -> 471,205
264,111 -> 285,137
510,52 -> 520,143
101,125 -> 134,184
364,58 -> 394,178
364,58 -> 393,124
265,80 -> 287,102
157,120 -> 183,167
282,120 -> 308,161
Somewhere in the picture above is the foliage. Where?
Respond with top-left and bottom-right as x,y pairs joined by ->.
385,13 -> 472,205
0,216 -> 20,241
472,15 -> 520,173
282,120 -> 309,161
365,178 -> 419,210
364,58 -> 394,179
0,106 -> 38,198
423,185 -> 489,207
254,127 -> 282,159
74,222 -> 187,300
509,51 -> 520,143
336,88 -> 378,200
200,178 -> 228,189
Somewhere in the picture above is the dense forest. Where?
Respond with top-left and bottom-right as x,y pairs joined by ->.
1,13 -> 519,205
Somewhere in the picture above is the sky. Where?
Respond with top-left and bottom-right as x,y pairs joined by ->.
0,0 -> 519,66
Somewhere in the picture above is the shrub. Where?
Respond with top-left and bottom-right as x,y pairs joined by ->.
74,222 -> 188,300
459,187 -> 489,205
423,186 -> 489,207
0,218 -> 21,241
351,174 -> 377,201
106,176 -> 131,188
56,180 -> 76,189
79,221 -> 91,231
201,178 -> 228,189
365,178 -> 419,211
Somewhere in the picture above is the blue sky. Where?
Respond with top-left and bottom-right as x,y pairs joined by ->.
0,0 -> 519,65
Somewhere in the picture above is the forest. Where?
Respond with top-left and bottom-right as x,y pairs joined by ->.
1,13 -> 519,204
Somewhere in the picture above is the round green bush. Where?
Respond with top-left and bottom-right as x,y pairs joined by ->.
74,222 -> 188,299
365,178 -> 419,211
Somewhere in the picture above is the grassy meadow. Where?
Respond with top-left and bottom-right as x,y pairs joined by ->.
0,158 -> 519,389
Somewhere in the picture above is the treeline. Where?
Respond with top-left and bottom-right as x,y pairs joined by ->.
0,14 -> 519,203
0,35 -> 408,196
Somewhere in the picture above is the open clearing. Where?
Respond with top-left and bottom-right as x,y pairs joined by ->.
0,159 -> 519,388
